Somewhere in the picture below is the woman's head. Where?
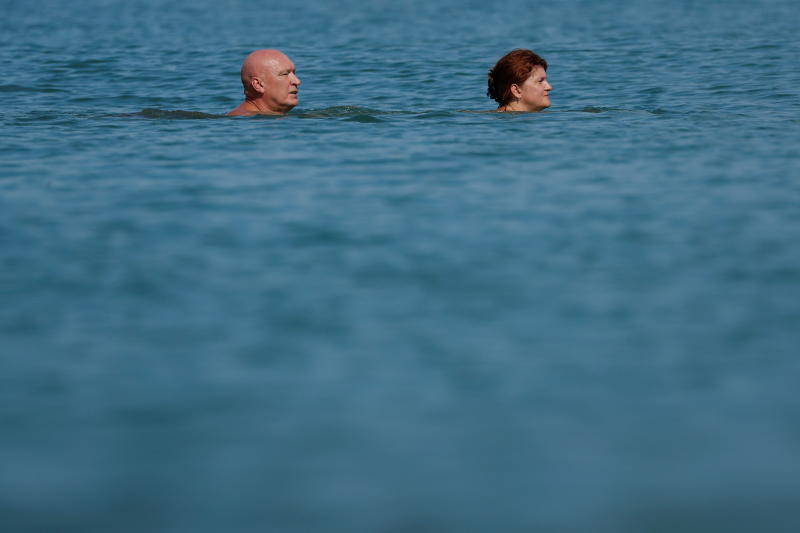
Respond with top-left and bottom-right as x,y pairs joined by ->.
488,49 -> 551,111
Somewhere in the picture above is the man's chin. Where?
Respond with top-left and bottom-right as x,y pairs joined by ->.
277,100 -> 298,113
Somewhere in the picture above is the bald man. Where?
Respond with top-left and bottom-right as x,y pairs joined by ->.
228,50 -> 301,116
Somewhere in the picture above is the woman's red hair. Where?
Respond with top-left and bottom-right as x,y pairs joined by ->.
487,49 -> 548,106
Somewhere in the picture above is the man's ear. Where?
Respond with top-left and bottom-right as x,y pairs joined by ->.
251,77 -> 265,95
510,83 -> 522,99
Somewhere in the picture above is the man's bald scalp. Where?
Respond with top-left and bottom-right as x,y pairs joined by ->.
240,49 -> 288,89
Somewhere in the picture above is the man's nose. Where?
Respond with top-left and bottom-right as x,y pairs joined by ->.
291,73 -> 301,85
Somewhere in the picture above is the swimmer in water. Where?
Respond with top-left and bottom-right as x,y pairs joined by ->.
228,49 -> 301,116
487,49 -> 552,112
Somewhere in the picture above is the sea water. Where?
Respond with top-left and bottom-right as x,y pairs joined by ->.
2,0 -> 800,531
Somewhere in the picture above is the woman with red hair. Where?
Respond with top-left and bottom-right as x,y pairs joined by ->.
488,49 -> 553,112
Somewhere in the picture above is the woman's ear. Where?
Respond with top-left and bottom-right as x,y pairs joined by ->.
510,83 -> 522,100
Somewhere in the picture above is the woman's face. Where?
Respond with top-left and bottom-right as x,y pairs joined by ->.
514,66 -> 552,111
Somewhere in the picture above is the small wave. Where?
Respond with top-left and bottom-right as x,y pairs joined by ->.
579,106 -> 609,113
0,84 -> 27,93
413,110 -> 458,119
569,107 -> 670,115
137,108 -> 226,119
298,107 -> 479,120
343,114 -> 385,123
296,106 -> 386,118
640,86 -> 666,95
62,58 -> 115,71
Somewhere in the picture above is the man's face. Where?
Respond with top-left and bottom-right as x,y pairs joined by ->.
258,54 -> 301,112
516,66 -> 552,111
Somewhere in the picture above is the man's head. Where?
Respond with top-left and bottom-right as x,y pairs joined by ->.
240,50 -> 301,114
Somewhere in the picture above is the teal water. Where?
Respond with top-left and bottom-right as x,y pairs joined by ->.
2,1 -> 800,531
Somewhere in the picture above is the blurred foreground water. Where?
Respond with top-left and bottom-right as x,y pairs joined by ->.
2,1 -> 800,531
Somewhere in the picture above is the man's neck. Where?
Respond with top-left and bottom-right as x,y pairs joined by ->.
245,98 -> 284,115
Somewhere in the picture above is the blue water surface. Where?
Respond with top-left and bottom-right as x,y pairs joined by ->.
2,1 -> 800,532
